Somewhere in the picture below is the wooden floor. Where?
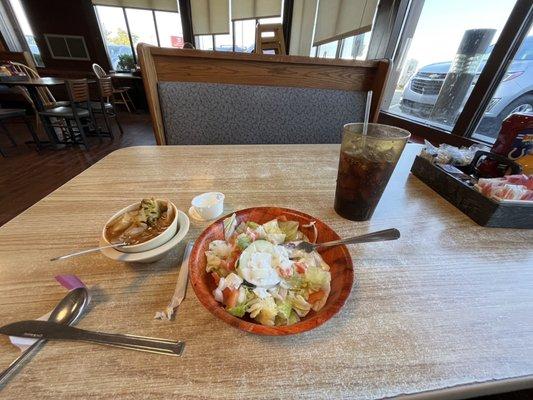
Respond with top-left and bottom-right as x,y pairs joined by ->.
0,111 -> 155,227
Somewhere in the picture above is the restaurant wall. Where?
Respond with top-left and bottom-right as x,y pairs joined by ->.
21,0 -> 110,77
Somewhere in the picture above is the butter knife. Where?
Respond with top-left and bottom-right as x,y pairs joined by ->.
155,240 -> 193,320
0,320 -> 185,357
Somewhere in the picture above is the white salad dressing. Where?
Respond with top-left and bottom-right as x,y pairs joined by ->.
252,287 -> 269,299
240,252 -> 280,287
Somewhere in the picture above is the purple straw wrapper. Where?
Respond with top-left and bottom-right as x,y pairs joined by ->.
55,274 -> 86,290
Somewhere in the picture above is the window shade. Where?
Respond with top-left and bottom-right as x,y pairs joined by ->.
231,0 -> 282,21
191,0 -> 230,35
313,0 -> 378,46
289,0 -> 318,56
91,0 -> 178,12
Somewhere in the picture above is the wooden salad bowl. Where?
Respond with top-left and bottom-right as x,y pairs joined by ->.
189,207 -> 354,335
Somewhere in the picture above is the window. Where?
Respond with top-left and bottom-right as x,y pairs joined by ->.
196,35 -> 214,51
234,19 -> 255,52
125,8 -> 158,49
472,25 -> 533,143
383,0 -> 517,134
8,0 -> 43,66
313,31 -> 370,61
214,21 -> 233,52
95,5 -> 183,71
258,16 -> 282,24
155,11 -> 183,48
95,6 -> 135,71
195,19 -> 257,52
316,40 -> 338,58
194,3 -> 283,52
339,32 -> 370,60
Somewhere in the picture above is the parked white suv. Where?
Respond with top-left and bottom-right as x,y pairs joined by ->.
400,36 -> 533,138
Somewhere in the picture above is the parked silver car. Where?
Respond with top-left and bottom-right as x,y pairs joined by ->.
400,36 -> 533,138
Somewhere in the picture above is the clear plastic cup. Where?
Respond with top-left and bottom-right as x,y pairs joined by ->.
334,123 -> 410,221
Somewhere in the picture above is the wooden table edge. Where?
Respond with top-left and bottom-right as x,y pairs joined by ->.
396,374 -> 533,400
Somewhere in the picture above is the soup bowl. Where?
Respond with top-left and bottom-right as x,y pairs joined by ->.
189,207 -> 355,335
101,199 -> 178,253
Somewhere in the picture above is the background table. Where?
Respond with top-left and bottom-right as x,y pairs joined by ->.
1,78 -> 96,148
109,72 -> 146,111
1,78 -> 66,148
0,144 -> 531,399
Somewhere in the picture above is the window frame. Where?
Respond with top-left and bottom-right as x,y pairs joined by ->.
191,0 -> 286,53
44,34 -> 90,61
5,0 -> 44,67
372,0 -> 533,146
312,31 -> 371,61
94,4 -> 182,69
195,18 -> 265,53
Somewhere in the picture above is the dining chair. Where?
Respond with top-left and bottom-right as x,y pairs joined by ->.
10,62 -> 69,110
39,79 -> 99,149
92,63 -> 136,113
89,76 -> 123,137
255,23 -> 286,55
0,108 -> 40,157
137,45 -> 391,145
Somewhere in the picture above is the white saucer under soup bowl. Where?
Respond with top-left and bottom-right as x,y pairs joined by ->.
99,210 -> 190,263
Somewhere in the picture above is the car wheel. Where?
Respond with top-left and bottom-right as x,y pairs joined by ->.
497,94 -> 533,123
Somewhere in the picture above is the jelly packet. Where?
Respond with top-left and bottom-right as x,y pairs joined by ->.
420,140 -> 488,166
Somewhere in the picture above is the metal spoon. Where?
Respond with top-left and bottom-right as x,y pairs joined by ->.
289,228 -> 401,253
0,287 -> 89,386
50,242 -> 127,261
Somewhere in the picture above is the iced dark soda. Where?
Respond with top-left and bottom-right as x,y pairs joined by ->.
334,123 -> 410,221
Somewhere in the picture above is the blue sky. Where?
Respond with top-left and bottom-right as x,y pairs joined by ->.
407,0 -> 517,67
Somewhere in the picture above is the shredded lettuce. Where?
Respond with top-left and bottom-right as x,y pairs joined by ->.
235,221 -> 247,234
247,295 -> 277,326
236,233 -> 252,250
223,213 -> 238,240
262,220 -> 287,243
276,299 -> 292,321
286,273 -> 304,289
262,219 -> 282,234
278,221 -> 299,241
304,265 -> 331,292
288,293 -> 311,317
208,240 -> 232,259
205,251 -> 221,267
252,225 -> 267,239
288,310 -> 300,325
266,233 -> 286,244
246,221 -> 260,229
227,302 -> 247,318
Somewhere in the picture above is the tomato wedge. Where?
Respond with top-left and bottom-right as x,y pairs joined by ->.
295,262 -> 307,274
211,272 -> 221,285
308,289 -> 325,304
222,287 -> 239,308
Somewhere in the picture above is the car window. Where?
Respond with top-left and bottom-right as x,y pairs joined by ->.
515,36 -> 533,60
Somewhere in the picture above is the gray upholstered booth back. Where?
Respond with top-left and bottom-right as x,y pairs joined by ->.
158,81 -> 367,145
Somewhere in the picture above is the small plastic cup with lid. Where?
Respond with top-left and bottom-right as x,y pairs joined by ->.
189,192 -> 225,221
